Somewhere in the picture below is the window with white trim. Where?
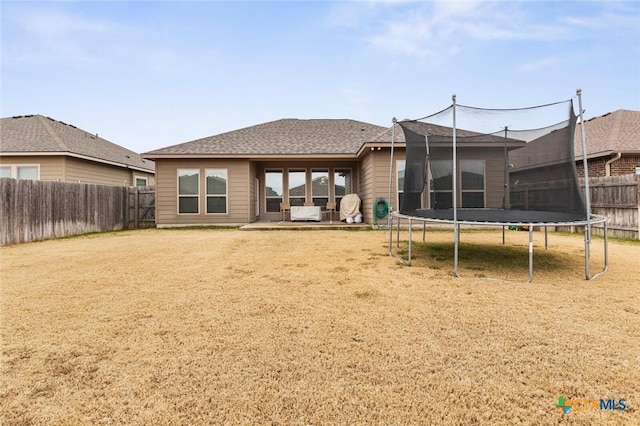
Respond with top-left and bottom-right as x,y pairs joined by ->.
461,160 -> 485,208
397,160 -> 405,209
135,176 -> 148,187
206,169 -> 227,214
178,169 -> 199,214
311,169 -> 329,208
265,169 -> 283,213
0,165 -> 39,180
288,169 -> 306,206
429,161 -> 453,209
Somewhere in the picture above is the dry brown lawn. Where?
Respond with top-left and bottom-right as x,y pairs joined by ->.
1,228 -> 639,425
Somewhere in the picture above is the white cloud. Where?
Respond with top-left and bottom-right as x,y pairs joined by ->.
518,56 -> 562,72
3,4 -> 139,65
328,0 -> 606,60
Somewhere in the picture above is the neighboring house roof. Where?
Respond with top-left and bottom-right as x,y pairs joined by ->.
144,119 -> 387,157
1,114 -> 154,172
575,109 -> 640,158
370,121 -> 525,148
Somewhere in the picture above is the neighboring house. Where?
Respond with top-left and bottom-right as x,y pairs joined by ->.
143,118 -> 523,227
575,109 -> 640,177
0,115 -> 155,186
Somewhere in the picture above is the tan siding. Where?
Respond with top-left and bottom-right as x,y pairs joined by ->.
359,152 -> 374,222
484,149 -> 508,208
249,162 -> 258,222
65,157 -> 132,186
155,159 -> 250,226
0,155 -> 64,181
358,149 -> 402,224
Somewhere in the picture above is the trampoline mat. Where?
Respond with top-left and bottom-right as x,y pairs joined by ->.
404,209 -> 587,224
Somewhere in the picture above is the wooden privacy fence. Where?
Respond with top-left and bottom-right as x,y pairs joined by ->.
1,179 -> 156,246
582,175 -> 639,240
127,185 -> 155,229
514,175 -> 639,240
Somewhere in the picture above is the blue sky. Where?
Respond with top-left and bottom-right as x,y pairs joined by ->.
2,0 -> 639,153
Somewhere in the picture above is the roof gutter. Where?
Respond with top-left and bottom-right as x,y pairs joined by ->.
1,151 -> 155,174
605,152 -> 622,177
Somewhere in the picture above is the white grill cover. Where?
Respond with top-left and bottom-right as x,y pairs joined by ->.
340,194 -> 362,221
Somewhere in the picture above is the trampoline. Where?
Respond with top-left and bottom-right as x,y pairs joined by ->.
387,90 -> 608,282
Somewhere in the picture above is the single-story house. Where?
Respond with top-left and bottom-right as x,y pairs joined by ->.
575,109 -> 640,177
143,118 -> 524,227
0,115 -> 155,186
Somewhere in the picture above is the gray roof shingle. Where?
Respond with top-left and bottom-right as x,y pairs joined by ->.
0,115 -> 154,172
144,119 -> 388,156
575,109 -> 640,157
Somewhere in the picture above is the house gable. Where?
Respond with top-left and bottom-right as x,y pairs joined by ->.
1,115 -> 154,174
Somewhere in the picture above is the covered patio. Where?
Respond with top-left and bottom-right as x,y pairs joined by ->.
239,220 -> 371,231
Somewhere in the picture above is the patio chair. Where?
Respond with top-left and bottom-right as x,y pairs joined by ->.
280,202 -> 291,221
322,202 -> 336,223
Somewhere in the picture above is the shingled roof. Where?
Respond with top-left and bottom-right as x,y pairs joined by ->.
1,115 -> 154,172
575,109 -> 640,158
144,119 -> 388,157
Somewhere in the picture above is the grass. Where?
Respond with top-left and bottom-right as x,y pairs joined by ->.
1,228 -> 639,425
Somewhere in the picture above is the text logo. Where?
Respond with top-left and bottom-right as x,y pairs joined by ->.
555,397 -> 627,415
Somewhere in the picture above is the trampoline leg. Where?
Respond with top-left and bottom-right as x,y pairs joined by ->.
388,215 -> 393,256
544,227 -> 548,250
527,225 -> 534,283
587,221 -> 609,280
584,223 -> 591,279
423,222 -> 426,243
454,223 -> 461,278
408,218 -> 412,266
502,226 -> 505,245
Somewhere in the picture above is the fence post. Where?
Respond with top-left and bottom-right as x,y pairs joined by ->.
134,187 -> 139,229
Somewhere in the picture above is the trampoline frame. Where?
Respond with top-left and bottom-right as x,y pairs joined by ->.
388,211 -> 608,282
387,90 -> 609,282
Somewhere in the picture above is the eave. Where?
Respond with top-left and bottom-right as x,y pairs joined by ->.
0,151 -> 155,174
143,153 -> 358,161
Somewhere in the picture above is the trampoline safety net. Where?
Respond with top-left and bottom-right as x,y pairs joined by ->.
398,98 -> 587,223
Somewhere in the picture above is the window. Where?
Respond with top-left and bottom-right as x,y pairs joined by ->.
206,169 -> 227,214
311,170 -> 329,208
334,169 -> 352,211
430,161 -> 453,209
178,169 -> 199,214
397,160 -> 405,209
135,176 -> 148,187
461,160 -> 485,208
1,165 -> 39,180
288,169 -> 306,206
265,169 -> 283,213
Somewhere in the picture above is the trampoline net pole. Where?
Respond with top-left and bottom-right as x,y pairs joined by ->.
388,118 -> 396,258
578,89 -> 592,279
452,95 -> 460,278
528,226 -> 534,283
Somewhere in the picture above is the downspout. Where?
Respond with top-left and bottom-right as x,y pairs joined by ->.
605,152 -> 622,177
